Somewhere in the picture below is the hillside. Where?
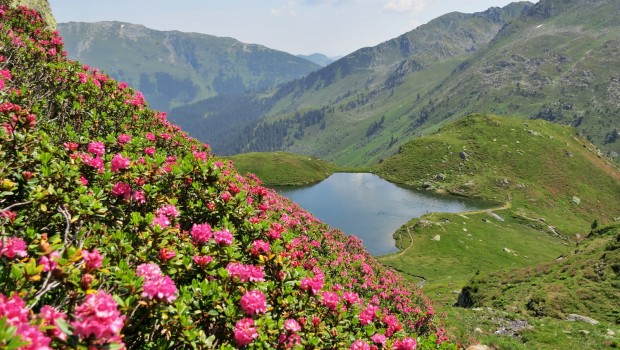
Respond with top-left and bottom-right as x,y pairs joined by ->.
172,0 -> 620,168
58,22 -> 320,112
0,3 -> 455,349
415,0 -> 620,160
228,152 -> 341,186
374,114 -> 620,235
170,2 -> 531,164
374,114 -> 620,348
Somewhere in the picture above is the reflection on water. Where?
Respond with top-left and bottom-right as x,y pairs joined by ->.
274,173 -> 491,256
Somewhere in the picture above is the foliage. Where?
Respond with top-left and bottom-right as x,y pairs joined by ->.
0,3 -> 456,349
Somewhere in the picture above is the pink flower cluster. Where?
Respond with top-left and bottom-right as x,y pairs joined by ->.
110,154 -> 130,172
250,239 -> 270,256
136,263 -> 178,303
0,68 -> 11,90
151,204 -> 179,229
240,290 -> 267,315
190,223 -> 212,244
82,248 -> 103,270
234,318 -> 258,346
226,262 -> 265,282
213,229 -> 233,246
38,251 -> 59,272
300,274 -> 324,295
0,293 -> 51,350
0,236 -> 27,259
71,291 -> 125,345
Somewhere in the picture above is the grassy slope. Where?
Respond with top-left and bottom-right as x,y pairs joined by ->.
227,152 -> 342,186
375,114 -> 620,235
374,114 -> 620,348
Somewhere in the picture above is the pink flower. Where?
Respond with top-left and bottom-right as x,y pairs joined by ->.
358,304 -> 379,326
79,176 -> 88,186
350,340 -> 371,350
234,318 -> 258,346
382,314 -> 402,336
0,294 -> 52,350
82,249 -> 103,270
87,141 -> 105,156
394,338 -> 417,350
137,263 -> 177,303
220,191 -> 232,202
226,262 -> 265,283
240,290 -> 267,315
0,236 -> 28,259
284,319 -> 301,333
83,155 -> 105,171
39,305 -> 67,341
39,251 -> 60,272
110,154 -> 130,172
0,69 -> 11,80
321,291 -> 340,311
71,291 -> 125,345
63,142 -> 78,151
117,134 -> 131,144
214,229 -> 233,246
142,274 -> 178,303
250,240 -> 270,256
118,82 -> 128,90
342,291 -> 359,304
158,205 -> 179,218
132,190 -> 146,204
77,72 -> 88,84
300,275 -> 324,295
371,333 -> 387,345
146,133 -> 156,141
125,91 -> 146,106
158,248 -> 176,262
192,255 -> 213,268
192,151 -> 207,161
111,182 -> 131,200
190,223 -> 212,244
136,263 -> 162,280
144,146 -> 156,156
152,214 -> 170,229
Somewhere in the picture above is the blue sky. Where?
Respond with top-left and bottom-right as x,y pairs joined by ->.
49,0 -> 533,57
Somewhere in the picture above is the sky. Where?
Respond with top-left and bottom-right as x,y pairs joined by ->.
48,0 -> 531,57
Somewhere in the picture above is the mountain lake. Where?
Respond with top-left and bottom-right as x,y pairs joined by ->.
275,173 -> 494,256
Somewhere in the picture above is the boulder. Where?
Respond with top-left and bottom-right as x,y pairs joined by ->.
567,314 -> 599,325
459,151 -> 469,161
572,196 -> 581,205
432,235 -> 441,241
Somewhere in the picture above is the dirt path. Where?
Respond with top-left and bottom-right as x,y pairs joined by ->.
378,201 -> 511,261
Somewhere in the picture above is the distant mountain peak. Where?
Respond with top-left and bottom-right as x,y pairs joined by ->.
296,53 -> 335,67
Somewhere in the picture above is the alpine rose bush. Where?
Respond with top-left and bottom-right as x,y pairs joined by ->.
0,3 -> 456,349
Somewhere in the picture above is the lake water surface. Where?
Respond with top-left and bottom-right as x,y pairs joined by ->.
275,173 -> 491,256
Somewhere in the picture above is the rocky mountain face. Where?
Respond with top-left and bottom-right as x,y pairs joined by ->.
58,22 -> 321,112
172,0 -> 620,166
171,2 -> 532,164
418,0 -> 620,158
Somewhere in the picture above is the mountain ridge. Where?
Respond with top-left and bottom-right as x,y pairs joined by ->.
58,21 -> 321,112
171,2 -> 532,165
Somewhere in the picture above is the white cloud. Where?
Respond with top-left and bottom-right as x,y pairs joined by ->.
271,0 -> 298,16
383,0 -> 427,13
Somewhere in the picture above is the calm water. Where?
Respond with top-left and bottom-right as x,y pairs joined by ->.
275,173 -> 491,256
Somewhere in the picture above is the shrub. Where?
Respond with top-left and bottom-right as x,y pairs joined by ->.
0,2 -> 456,348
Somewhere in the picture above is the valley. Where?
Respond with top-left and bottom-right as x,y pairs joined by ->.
2,0 -> 620,348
